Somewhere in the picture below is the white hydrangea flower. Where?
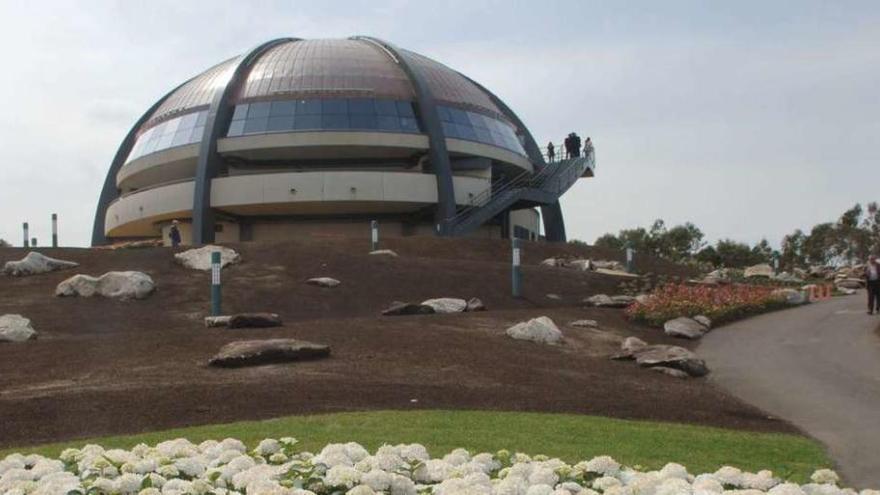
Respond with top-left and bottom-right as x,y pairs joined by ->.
138,488 -> 162,495
361,469 -> 392,491
802,483 -> 844,495
346,485 -> 376,495
593,476 -> 622,491
174,457 -> 207,478
325,465 -> 362,489
655,477 -> 693,495
768,483 -> 807,495
526,484 -> 555,495
255,439 -> 282,457
714,466 -> 744,487
413,459 -> 453,483
811,470 -> 840,485
389,473 -> 417,495
528,467 -> 559,487
692,475 -> 723,493
584,456 -> 620,476
743,470 -> 779,491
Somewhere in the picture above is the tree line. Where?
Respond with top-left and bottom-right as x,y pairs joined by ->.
586,203 -> 880,270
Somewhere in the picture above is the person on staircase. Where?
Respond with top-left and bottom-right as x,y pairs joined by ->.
571,133 -> 582,157
547,141 -> 555,162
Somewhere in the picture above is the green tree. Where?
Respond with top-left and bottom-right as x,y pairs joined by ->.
779,229 -> 806,270
0,239 -> 10,247
715,239 -> 763,268
803,223 -> 835,266
593,233 -> 623,251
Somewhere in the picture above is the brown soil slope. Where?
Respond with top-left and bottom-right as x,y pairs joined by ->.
0,237 -> 787,448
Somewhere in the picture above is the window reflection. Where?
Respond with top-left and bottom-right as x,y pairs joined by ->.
126,109 -> 208,163
227,98 -> 423,136
437,105 -> 526,155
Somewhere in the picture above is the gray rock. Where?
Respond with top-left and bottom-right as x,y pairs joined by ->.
540,258 -> 560,267
546,293 -> 562,300
584,294 -> 614,307
744,264 -> 774,278
209,339 -> 330,368
506,316 -> 563,345
2,252 -> 78,277
0,315 -> 37,342
306,277 -> 341,288
663,317 -> 708,339
55,271 -> 155,300
227,313 -> 282,329
634,345 -> 709,376
175,245 -> 240,271
772,288 -> 807,305
570,319 -> 599,328
838,287 -> 857,296
773,272 -> 804,284
621,336 -> 648,353
369,249 -> 398,257
634,294 -> 652,304
382,301 -> 435,316
611,295 -> 636,306
651,366 -> 690,379
592,260 -> 625,271
836,278 -> 864,289
594,268 -> 639,279
204,316 -> 232,328
421,298 -> 467,314
634,345 -> 709,377
465,297 -> 486,312
808,265 -> 829,278
693,315 -> 712,329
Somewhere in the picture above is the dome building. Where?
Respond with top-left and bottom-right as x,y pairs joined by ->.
92,37 -> 594,246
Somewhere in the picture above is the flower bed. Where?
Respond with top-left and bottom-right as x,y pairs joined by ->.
626,283 -> 790,327
0,437 -> 871,495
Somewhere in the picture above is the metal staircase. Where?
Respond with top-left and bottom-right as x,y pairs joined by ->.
447,146 -> 595,236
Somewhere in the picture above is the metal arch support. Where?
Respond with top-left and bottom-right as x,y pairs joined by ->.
353,36 -> 456,235
191,38 -> 299,245
90,82 -> 191,246
459,74 -> 567,242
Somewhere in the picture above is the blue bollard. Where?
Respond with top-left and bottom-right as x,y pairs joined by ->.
51,213 -> 58,247
211,251 -> 222,316
371,220 -> 379,251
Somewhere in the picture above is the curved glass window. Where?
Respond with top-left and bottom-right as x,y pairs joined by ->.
126,110 -> 208,163
227,98 -> 421,137
437,105 -> 526,156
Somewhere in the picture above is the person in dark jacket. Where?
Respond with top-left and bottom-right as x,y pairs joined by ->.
563,134 -> 572,159
547,141 -> 555,162
169,220 -> 182,248
865,255 -> 880,314
571,133 -> 582,157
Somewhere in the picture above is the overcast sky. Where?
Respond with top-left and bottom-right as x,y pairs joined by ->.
0,0 -> 877,247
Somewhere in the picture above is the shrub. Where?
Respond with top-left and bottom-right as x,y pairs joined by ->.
626,283 -> 789,327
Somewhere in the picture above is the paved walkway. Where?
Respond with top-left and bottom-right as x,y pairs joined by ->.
699,294 -> 880,488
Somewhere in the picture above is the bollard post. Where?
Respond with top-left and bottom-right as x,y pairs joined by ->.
211,251 -> 222,316
51,213 -> 58,247
31,238 -> 37,247
625,247 -> 635,273
371,220 -> 379,251
512,238 -> 522,298
22,222 -> 29,248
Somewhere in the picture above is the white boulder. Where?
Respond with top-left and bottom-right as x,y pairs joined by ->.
2,252 -> 78,277
621,336 -> 648,353
421,298 -> 467,314
744,264 -> 774,278
0,314 -> 37,342
369,249 -> 398,257
693,315 -> 712,329
567,259 -> 593,271
663,317 -> 708,339
56,271 -> 155,300
307,277 -> 341,288
174,245 -> 240,271
569,319 -> 599,328
506,316 -> 563,345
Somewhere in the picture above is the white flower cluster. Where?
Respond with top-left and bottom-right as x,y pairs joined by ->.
0,438 -> 875,495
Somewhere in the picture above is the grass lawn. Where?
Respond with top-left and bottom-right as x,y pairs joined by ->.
0,410 -> 829,482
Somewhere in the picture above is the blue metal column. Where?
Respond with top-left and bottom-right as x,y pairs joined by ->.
191,38 -> 298,245
90,81 -> 192,246
459,75 -> 567,242
353,36 -> 456,236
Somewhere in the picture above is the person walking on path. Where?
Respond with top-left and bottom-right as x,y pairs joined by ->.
169,220 -> 182,248
547,141 -> 555,162
865,255 -> 880,314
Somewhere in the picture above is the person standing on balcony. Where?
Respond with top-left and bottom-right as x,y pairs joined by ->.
169,220 -> 182,248
547,141 -> 555,162
584,136 -> 593,154
564,133 -> 573,159
571,133 -> 582,157
865,255 -> 880,314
